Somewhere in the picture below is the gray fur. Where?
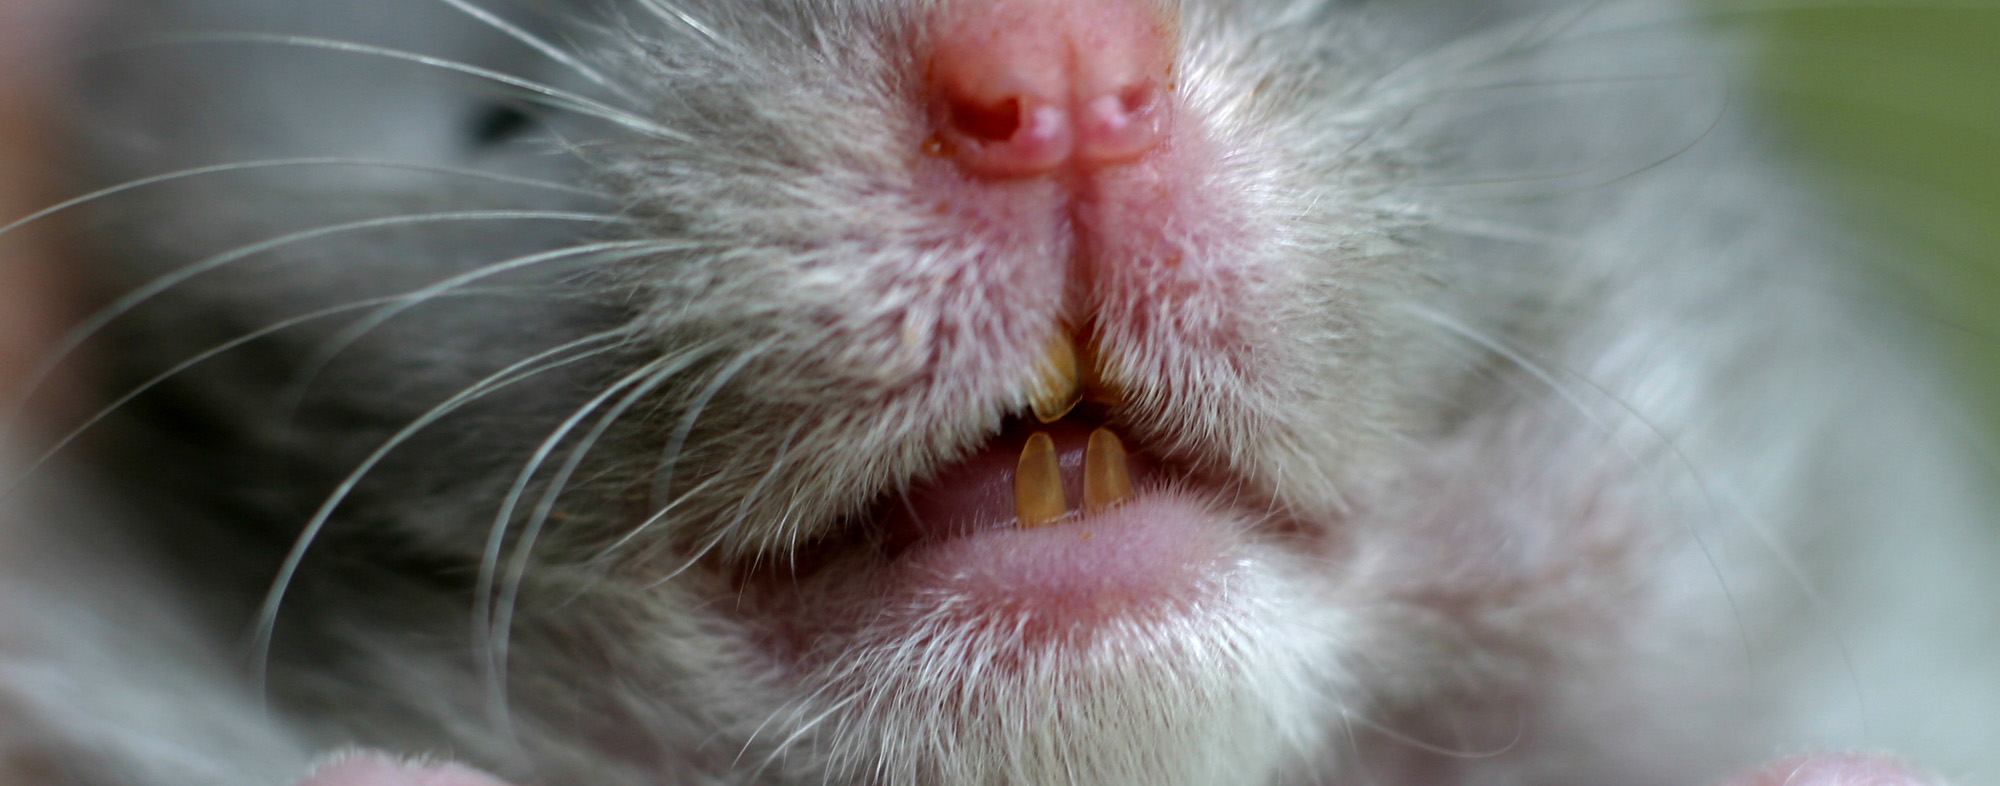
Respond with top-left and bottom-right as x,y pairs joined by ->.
3,0 -> 1996,784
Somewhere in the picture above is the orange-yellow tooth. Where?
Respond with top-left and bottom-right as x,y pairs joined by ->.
1015,431 -> 1067,529
1083,427 -> 1135,514
1031,334 -> 1083,424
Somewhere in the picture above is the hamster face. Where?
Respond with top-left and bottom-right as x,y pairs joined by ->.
17,0 -> 1998,784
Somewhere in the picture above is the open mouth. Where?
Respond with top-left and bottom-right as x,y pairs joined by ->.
879,329 -> 1167,554
733,328 -> 1290,661
878,410 -> 1165,556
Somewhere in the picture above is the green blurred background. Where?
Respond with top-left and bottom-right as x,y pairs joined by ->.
1732,1 -> 2000,440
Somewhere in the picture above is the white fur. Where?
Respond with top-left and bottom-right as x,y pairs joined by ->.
2,0 -> 1995,784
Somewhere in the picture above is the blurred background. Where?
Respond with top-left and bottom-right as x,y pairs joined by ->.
1728,1 -> 2000,443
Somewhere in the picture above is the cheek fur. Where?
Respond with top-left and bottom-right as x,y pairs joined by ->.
7,1 -> 1998,785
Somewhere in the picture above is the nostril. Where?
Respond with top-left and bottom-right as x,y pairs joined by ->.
1075,81 -> 1163,168
923,0 -> 1175,179
1117,83 -> 1157,117
949,96 -> 1023,142
931,90 -> 1074,179
924,28 -> 1076,178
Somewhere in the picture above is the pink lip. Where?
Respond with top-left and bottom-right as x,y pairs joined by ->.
878,493 -> 1242,642
751,416 -> 1255,657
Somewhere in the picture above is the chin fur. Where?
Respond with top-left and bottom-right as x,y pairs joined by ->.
1,0 -> 1996,785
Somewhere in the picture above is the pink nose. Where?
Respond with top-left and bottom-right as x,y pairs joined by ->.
924,0 -> 1174,180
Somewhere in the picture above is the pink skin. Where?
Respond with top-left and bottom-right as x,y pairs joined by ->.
298,756 -> 515,786
923,0 -> 1171,178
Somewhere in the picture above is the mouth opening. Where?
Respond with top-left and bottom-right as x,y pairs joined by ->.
874,406 -> 1173,556
720,396 -> 1296,661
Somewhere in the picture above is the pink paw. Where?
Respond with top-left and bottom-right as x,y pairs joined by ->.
1721,753 -> 1945,786
299,754 -> 514,786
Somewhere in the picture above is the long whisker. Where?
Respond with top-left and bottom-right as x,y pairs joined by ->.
633,0 -> 733,50
2,209 -> 629,451
1408,70 -> 1727,197
1414,0 -> 2000,95
248,326 -> 634,692
274,239 -> 686,418
721,423 -> 804,581
0,158 -> 609,245
632,337 -> 785,593
0,288 -> 510,506
0,162 -> 613,435
1340,0 -> 1546,110
646,337 -> 783,545
1400,303 -> 1772,659
474,343 -> 723,730
126,33 -> 688,142
1338,704 -> 1525,759
1417,297 -> 1879,709
484,362 -> 690,728
431,0 -> 640,103
1500,0 -> 1612,58
594,472 -> 724,564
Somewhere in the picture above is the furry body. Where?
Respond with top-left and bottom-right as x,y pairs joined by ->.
2,0 -> 1996,784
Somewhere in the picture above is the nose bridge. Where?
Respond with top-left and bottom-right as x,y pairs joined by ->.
923,0 -> 1174,180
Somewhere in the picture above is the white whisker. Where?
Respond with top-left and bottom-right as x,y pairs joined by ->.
245,325 -> 634,694
274,239 -> 674,418
0,164 -> 613,441
473,344 -> 721,731
6,209 -> 628,454
4,288 -> 522,507
645,337 -> 784,549
595,472 -> 724,565
431,0 -> 640,103
127,32 -> 690,142
633,0 -> 735,50
1399,303 -> 1768,662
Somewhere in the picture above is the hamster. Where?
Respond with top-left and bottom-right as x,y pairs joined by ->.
1,0 -> 1996,784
